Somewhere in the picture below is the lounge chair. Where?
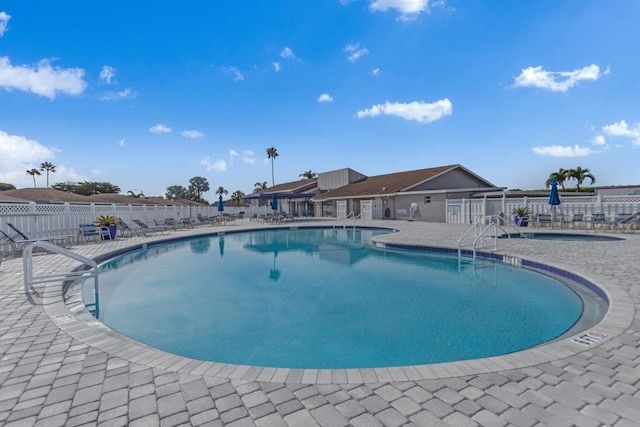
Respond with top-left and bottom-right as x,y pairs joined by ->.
2,230 -> 51,255
78,224 -> 110,243
590,213 -> 608,230
2,226 -> 71,255
184,218 -> 196,228
196,215 -> 210,226
6,222 -> 73,247
535,214 -> 553,228
570,213 -> 586,229
117,218 -> 144,237
132,219 -> 169,235
608,212 -> 639,232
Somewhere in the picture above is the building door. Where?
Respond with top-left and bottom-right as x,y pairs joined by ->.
337,200 -> 347,219
360,200 -> 372,220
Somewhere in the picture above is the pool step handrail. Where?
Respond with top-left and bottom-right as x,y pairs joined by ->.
458,215 -> 524,267
343,211 -> 361,230
23,241 -> 98,291
494,213 -> 530,238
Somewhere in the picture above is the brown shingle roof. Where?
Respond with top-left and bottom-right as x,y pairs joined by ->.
250,178 -> 317,196
314,165 -> 462,200
88,193 -> 152,204
0,188 -> 93,203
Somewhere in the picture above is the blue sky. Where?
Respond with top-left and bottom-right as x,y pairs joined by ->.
1,1 -> 639,198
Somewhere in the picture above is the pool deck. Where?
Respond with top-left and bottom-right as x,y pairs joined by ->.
1,219 -> 639,426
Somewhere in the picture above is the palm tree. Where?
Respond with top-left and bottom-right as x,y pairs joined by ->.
231,190 -> 245,206
127,190 -> 145,198
545,168 -> 569,190
215,186 -> 228,196
266,147 -> 278,187
299,170 -> 316,179
39,162 -> 56,188
568,167 -> 596,191
26,168 -> 41,188
254,181 -> 268,193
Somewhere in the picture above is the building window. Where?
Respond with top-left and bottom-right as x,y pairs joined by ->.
424,196 -> 431,203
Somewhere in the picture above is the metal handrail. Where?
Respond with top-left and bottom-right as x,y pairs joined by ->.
343,211 -> 360,230
458,215 -> 526,267
23,241 -> 98,291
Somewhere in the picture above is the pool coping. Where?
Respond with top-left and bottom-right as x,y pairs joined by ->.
43,224 -> 635,385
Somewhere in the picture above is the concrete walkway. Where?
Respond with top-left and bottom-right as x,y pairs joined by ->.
0,219 -> 638,426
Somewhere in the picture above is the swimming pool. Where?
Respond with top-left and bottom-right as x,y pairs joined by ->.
80,227 -> 594,369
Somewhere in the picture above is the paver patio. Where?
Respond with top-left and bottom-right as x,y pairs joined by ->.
1,219 -> 638,426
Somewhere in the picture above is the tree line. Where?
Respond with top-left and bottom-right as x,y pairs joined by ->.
3,147 -> 320,204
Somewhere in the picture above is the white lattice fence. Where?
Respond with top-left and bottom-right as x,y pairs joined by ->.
447,195 -> 640,225
1,201 -> 223,250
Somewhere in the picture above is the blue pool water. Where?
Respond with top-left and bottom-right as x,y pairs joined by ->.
84,227 -> 584,369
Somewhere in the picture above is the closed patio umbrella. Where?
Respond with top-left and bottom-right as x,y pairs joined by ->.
549,178 -> 561,228
218,195 -> 224,212
271,193 -> 278,211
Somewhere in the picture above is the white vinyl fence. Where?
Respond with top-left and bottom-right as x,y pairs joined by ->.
446,194 -> 640,225
0,201 -> 242,248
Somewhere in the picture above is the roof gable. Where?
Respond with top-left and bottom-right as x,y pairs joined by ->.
314,165 -> 495,200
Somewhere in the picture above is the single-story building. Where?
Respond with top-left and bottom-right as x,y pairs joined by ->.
313,164 -> 498,222
246,164 -> 499,222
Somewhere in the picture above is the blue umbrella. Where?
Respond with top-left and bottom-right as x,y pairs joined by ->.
549,178 -> 561,206
218,195 -> 224,212
549,178 -> 561,227
271,193 -> 278,211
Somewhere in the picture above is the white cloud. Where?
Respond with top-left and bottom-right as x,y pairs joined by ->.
243,150 -> 256,164
592,135 -> 606,146
344,43 -> 369,63
273,62 -> 281,72
99,65 -> 116,84
100,88 -> 135,101
368,0 -> 438,21
222,66 -> 244,82
0,130 -> 54,164
318,93 -> 333,102
118,138 -> 125,147
280,47 -> 296,60
91,168 -> 102,176
0,11 -> 10,37
531,144 -> 596,157
181,130 -> 205,139
229,149 -> 238,165
0,129 -> 88,187
512,64 -> 609,92
356,99 -> 452,124
602,120 -> 640,146
149,124 -> 172,134
0,57 -> 87,99
371,68 -> 380,76
200,156 -> 227,172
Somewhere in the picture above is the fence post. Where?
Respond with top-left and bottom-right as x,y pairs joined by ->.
597,194 -> 603,215
64,203 -> 71,236
29,202 -> 37,237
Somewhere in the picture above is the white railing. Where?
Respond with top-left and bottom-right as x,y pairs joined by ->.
447,195 -> 640,225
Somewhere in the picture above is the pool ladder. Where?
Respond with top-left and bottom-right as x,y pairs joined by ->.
457,214 -> 527,268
